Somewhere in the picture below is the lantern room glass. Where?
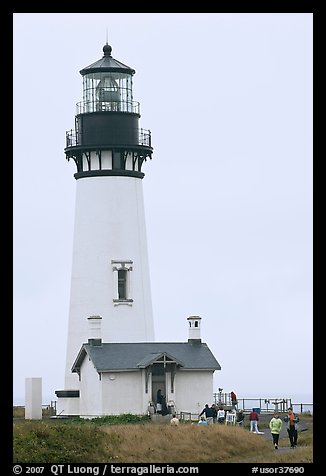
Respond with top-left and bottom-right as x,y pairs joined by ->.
82,72 -> 133,113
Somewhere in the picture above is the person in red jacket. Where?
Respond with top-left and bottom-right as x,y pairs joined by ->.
230,391 -> 238,410
249,408 -> 260,433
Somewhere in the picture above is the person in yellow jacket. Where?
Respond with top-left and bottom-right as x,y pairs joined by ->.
269,412 -> 283,449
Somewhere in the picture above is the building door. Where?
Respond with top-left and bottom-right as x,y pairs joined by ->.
151,364 -> 166,412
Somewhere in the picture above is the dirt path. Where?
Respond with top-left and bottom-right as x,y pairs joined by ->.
233,415 -> 312,463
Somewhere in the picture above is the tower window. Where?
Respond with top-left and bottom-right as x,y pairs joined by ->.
113,151 -> 122,169
118,269 -> 127,299
111,260 -> 133,306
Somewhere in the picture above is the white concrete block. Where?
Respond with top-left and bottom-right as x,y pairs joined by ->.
25,378 -> 42,420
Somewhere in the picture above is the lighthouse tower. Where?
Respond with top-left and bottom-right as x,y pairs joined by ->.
61,44 -> 155,396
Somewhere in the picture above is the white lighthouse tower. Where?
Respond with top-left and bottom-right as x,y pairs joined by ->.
56,44 -> 155,413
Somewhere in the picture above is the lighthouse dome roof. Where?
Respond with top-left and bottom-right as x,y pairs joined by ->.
79,44 -> 135,76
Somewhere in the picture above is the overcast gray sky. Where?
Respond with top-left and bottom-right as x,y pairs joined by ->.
13,13 -> 313,405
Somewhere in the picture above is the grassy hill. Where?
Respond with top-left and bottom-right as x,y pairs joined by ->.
13,413 -> 313,463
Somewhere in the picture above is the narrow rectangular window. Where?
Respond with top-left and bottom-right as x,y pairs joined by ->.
118,269 -> 127,299
113,151 -> 121,169
112,260 -> 133,306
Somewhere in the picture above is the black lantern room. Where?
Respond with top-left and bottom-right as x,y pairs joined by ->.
64,44 -> 153,179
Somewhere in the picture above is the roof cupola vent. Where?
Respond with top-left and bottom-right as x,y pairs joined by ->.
187,315 -> 202,344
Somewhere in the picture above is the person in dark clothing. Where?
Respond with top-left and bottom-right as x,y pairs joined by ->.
284,407 -> 299,448
236,409 -> 245,427
156,389 -> 164,414
211,404 -> 218,423
161,396 -> 168,416
156,389 -> 169,415
157,389 -> 164,404
199,404 -> 214,425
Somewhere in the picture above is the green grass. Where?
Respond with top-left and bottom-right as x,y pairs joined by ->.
13,413 -> 313,464
13,421 -> 109,463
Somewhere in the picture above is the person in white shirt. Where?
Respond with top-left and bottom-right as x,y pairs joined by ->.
217,406 -> 225,423
170,414 -> 179,426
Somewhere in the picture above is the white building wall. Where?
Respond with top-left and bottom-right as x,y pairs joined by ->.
79,355 -> 102,418
75,362 -> 215,417
56,397 -> 80,416
173,371 -> 215,417
64,175 -> 155,389
101,371 -> 148,415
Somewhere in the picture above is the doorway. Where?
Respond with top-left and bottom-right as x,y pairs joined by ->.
151,364 -> 166,413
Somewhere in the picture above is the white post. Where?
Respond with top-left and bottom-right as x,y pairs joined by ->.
25,378 -> 42,420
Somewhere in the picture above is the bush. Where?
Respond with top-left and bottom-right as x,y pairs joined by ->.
62,413 -> 151,425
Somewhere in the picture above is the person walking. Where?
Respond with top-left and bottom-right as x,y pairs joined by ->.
211,403 -> 218,423
230,391 -> 238,411
269,412 -> 283,449
199,404 -> 214,425
285,407 -> 299,448
249,408 -> 260,433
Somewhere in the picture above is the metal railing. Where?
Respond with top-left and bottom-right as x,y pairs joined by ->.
65,128 -> 151,149
236,398 -> 291,414
212,395 -> 313,415
180,412 -> 194,421
66,130 -> 77,147
291,403 -> 313,414
76,100 -> 140,115
139,128 -> 151,147
42,400 -> 57,415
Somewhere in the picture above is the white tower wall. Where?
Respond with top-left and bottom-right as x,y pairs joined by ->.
64,175 -> 154,389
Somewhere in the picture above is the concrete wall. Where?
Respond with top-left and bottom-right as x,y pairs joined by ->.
25,378 -> 42,420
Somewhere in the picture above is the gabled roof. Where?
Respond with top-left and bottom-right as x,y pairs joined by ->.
72,342 -> 221,374
136,352 -> 185,368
